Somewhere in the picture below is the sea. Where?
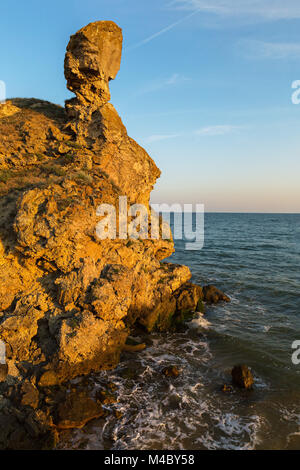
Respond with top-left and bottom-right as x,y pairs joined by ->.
60,213 -> 300,450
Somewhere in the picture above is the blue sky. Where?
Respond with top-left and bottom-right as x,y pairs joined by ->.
1,0 -> 300,212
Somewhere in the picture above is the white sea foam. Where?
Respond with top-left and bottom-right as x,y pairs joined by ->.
188,312 -> 211,330
58,308 -> 294,451
196,410 -> 263,450
262,325 -> 271,332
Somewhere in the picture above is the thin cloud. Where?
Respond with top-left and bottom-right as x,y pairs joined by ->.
125,9 -> 201,51
172,0 -> 300,21
134,73 -> 189,97
143,125 -> 241,143
143,133 -> 182,144
240,39 -> 300,59
196,125 -> 240,136
165,73 -> 189,85
125,1 -> 300,53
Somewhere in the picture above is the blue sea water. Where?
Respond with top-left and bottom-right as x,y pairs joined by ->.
61,213 -> 300,450
174,213 -> 300,387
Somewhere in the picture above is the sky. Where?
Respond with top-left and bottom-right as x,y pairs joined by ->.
0,0 -> 300,212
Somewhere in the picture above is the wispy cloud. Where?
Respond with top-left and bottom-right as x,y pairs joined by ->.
165,73 -> 186,85
135,73 -> 190,97
239,39 -> 300,59
143,133 -> 182,144
126,1 -> 300,53
143,124 -> 241,143
126,9 -> 201,51
195,125 -> 240,136
171,0 -> 300,21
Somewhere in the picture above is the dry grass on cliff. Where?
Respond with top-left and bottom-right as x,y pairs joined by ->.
0,99 -> 98,196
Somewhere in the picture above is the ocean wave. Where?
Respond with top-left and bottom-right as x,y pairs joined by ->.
188,313 -> 212,330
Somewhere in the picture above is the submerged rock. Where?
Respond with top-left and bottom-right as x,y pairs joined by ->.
231,365 -> 254,390
202,285 -> 230,304
122,343 -> 146,353
120,367 -> 138,380
95,388 -> 117,405
114,410 -> 123,420
221,383 -> 234,393
162,366 -> 180,378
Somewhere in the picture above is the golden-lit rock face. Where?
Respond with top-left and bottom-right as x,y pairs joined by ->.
65,21 -> 160,204
0,21 -> 199,397
65,21 -> 123,104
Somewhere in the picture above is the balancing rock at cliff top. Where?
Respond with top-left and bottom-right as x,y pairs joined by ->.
65,21 -> 123,105
64,21 -> 160,204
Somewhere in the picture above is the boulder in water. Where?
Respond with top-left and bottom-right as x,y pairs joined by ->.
162,366 -> 180,378
231,365 -> 254,390
221,383 -> 234,393
202,285 -> 230,304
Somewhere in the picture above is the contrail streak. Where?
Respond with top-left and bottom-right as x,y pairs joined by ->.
125,9 -> 201,51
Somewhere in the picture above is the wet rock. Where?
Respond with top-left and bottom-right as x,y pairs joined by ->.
43,386 -> 66,407
0,364 -> 8,382
136,263 -> 192,332
221,383 -> 234,393
0,395 -> 11,412
231,365 -> 254,390
0,406 -> 57,450
175,282 -> 203,313
20,381 -> 40,409
95,388 -> 117,405
196,299 -> 205,313
24,409 -> 51,438
114,410 -> 123,420
170,283 -> 205,330
107,382 -> 117,392
55,390 -> 104,429
0,412 -> 31,449
123,337 -> 146,352
202,285 -> 230,304
122,343 -> 146,353
162,366 -> 180,378
120,367 -> 137,380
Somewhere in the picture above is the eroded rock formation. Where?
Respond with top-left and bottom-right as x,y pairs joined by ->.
0,21 -> 228,448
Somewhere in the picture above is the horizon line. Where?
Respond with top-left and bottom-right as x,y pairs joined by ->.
158,210 -> 300,214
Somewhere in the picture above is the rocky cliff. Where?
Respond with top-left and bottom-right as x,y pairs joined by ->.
0,21 -> 228,449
